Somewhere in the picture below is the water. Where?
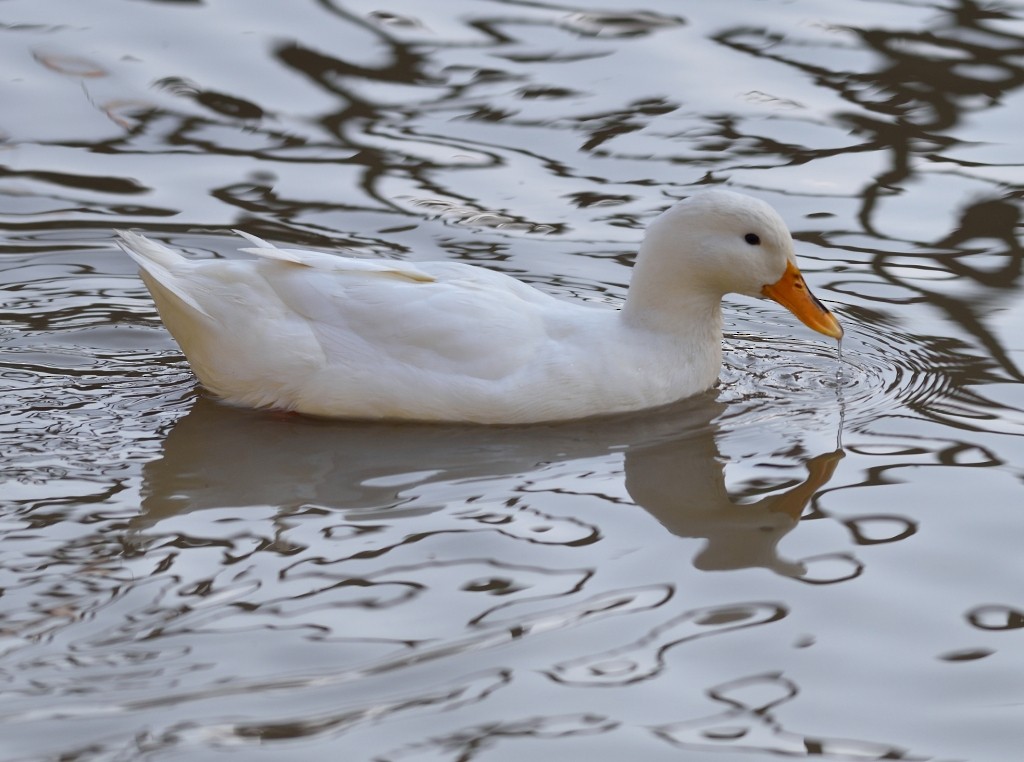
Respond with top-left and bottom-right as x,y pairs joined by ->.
2,0 -> 1024,759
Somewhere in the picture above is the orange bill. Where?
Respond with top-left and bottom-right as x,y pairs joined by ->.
761,260 -> 843,340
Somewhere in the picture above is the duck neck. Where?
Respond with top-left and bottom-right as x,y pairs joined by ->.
621,246 -> 724,339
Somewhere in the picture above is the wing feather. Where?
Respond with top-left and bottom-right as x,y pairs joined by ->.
233,230 -> 435,283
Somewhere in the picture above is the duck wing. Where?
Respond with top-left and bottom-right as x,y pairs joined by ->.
118,230 -> 583,419
254,253 -> 561,383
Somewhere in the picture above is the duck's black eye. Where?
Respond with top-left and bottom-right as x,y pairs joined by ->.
744,233 -> 761,245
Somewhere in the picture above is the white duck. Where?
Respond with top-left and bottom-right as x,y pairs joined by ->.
117,190 -> 842,424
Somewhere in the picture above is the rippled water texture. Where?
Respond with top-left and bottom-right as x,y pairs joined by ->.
3,1 -> 1024,760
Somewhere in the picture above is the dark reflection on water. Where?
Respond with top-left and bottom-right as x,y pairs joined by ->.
716,1 -> 1024,427
139,394 -> 855,581
652,672 -> 931,760
2,0 -> 1024,759
547,602 -> 788,686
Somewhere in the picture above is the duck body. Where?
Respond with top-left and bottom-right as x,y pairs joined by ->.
118,190 -> 841,423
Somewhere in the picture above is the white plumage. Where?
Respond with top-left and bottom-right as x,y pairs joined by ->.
117,190 -> 841,423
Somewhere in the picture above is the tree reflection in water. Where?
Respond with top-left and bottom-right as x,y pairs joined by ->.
716,2 -> 1024,391
1,1 -> 1022,759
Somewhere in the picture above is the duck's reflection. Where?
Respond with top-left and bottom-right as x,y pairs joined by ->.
138,394 -> 848,580
626,441 -> 843,577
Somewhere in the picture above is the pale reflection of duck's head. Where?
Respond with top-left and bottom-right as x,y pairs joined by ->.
137,394 -> 843,578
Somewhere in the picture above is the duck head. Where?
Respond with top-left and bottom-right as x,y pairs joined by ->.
628,189 -> 843,340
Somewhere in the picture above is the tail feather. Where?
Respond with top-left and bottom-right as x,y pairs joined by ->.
116,230 -> 211,317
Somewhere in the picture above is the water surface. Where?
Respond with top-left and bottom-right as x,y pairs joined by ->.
2,1 -> 1024,760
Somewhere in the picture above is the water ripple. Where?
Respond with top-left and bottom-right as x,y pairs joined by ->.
652,672 -> 930,760
2,0 -> 1023,758
547,602 -> 785,687
720,305 -> 1007,436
